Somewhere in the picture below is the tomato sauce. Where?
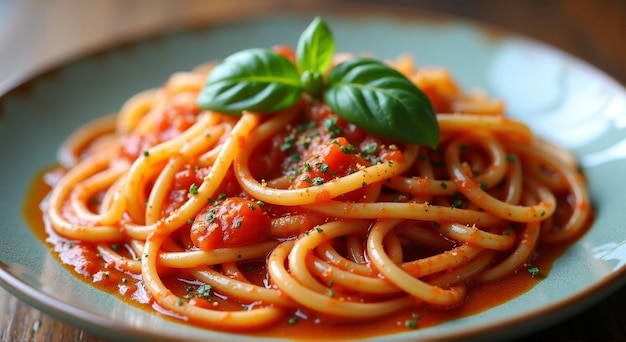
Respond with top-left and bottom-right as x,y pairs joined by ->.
23,169 -> 589,340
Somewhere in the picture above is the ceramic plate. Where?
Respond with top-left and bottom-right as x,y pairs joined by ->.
1,7 -> 626,341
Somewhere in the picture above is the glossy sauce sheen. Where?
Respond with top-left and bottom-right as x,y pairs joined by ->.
23,171 -> 587,340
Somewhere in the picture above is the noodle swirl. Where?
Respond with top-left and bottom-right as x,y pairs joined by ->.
41,53 -> 592,333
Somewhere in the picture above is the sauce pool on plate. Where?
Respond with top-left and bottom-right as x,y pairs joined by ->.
23,168 -> 585,340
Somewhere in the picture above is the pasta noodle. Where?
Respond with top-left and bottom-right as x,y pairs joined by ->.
40,50 -> 592,336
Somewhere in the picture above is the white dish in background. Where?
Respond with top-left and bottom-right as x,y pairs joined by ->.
1,8 -> 625,341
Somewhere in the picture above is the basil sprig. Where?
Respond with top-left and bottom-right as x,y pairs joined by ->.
197,17 -> 439,147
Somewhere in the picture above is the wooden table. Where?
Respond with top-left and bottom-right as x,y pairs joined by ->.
1,0 -> 625,340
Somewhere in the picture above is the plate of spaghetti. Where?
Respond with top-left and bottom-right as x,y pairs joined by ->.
1,5 -> 626,342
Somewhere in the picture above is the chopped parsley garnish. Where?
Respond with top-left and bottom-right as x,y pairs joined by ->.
361,142 -> 378,155
405,320 -> 418,329
303,161 -> 313,172
312,177 -> 325,186
323,117 -> 343,138
189,183 -> 199,195
526,264 -> 542,278
206,208 -> 217,223
197,284 -> 212,298
340,144 -> 355,154
280,134 -> 296,152
295,120 -> 316,132
317,162 -> 329,173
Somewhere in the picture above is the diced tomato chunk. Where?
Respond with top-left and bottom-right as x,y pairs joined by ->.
164,166 -> 242,215
190,198 -> 270,250
291,137 -> 370,202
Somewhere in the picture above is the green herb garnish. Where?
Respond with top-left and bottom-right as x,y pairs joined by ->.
526,264 -> 542,278
197,17 -> 438,147
196,284 -> 212,299
405,320 -> 418,329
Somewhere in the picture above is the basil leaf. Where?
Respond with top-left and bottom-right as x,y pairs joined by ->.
296,17 -> 335,75
197,48 -> 302,114
300,70 -> 323,97
324,58 -> 439,147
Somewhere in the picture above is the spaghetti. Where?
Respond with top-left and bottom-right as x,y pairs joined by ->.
41,50 -> 592,335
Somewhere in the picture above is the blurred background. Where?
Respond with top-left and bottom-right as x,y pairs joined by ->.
1,0 -> 625,341
1,0 -> 624,95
